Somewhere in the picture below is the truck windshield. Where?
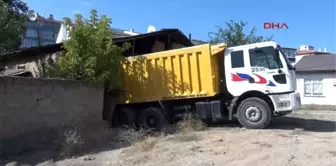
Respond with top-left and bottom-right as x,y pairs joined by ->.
276,45 -> 295,70
249,46 -> 283,70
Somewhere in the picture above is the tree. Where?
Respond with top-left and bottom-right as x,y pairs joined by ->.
41,9 -> 129,89
208,20 -> 273,47
0,0 -> 28,53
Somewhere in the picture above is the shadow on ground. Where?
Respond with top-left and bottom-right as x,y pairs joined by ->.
268,116 -> 336,132
0,142 -> 128,166
2,114 -> 335,165
211,115 -> 336,132
0,126 -> 131,166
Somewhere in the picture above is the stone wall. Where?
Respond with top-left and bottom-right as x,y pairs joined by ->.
0,76 -> 105,156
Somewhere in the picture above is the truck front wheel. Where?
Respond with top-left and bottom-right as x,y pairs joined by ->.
237,97 -> 272,129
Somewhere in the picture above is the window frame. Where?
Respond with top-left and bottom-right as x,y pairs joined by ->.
304,78 -> 324,97
231,50 -> 245,68
249,46 -> 283,70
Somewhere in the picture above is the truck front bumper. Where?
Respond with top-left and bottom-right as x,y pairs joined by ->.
269,91 -> 301,113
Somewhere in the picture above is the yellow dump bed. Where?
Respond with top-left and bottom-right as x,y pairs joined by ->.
119,43 -> 226,104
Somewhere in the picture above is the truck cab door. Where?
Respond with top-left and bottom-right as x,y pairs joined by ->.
226,44 -> 294,96
248,46 -> 296,94
248,46 -> 285,92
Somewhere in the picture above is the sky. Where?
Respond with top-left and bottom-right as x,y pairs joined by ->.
26,0 -> 336,52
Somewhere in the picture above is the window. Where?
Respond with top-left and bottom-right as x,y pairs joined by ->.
48,32 -> 55,39
249,46 -> 283,69
41,31 -> 55,40
46,22 -> 51,28
231,50 -> 244,68
28,40 -> 34,47
24,39 -> 37,47
304,79 -> 323,96
26,29 -> 37,37
27,22 -> 33,27
39,22 -> 45,28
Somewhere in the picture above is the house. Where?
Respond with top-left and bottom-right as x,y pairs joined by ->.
294,45 -> 331,65
56,23 -> 139,43
113,29 -> 193,56
0,29 -> 194,77
294,53 -> 336,105
23,10 -> 140,48
22,12 -> 62,48
296,45 -> 330,56
0,43 -> 63,77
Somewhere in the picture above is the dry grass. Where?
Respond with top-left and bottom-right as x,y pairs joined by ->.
177,113 -> 207,134
58,122 -> 119,158
116,127 -> 164,152
133,136 -> 161,151
117,127 -> 150,145
6,111 -> 336,166
171,133 -> 200,142
58,113 -> 208,156
60,124 -> 84,157
115,114 -> 208,151
169,114 -> 207,142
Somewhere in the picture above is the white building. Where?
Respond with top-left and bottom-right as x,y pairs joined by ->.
295,53 -> 336,105
22,12 -> 62,48
56,23 -> 139,43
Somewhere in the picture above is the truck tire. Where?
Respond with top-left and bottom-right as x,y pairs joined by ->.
113,108 -> 137,128
237,97 -> 272,129
138,107 -> 168,131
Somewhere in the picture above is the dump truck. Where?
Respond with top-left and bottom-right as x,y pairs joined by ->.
108,41 -> 301,130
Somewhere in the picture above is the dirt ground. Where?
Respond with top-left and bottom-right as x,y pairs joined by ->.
3,110 -> 336,166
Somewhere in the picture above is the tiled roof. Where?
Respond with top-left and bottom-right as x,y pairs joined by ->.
295,50 -> 330,55
295,54 -> 336,72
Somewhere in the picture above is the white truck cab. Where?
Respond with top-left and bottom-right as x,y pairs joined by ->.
224,41 -> 301,128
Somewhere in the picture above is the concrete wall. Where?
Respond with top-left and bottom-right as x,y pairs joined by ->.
296,72 -> 336,105
0,76 -> 104,156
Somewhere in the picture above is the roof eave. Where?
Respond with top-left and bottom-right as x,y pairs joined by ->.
0,29 -> 194,59
296,70 -> 336,73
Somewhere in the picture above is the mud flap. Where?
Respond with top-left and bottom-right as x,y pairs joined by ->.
211,100 -> 222,121
229,97 -> 239,121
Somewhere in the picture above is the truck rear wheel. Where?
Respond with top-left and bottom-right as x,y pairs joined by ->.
113,108 -> 137,128
138,107 -> 168,131
237,97 -> 272,129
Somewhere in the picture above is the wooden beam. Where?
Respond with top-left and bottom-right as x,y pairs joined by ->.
167,35 -> 171,50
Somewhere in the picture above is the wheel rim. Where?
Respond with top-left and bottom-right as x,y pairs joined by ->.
146,115 -> 157,128
245,106 -> 262,122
